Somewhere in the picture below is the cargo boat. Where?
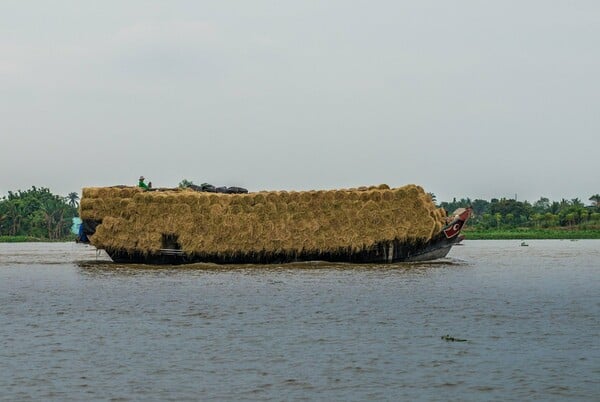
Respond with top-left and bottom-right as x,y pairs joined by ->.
78,185 -> 471,265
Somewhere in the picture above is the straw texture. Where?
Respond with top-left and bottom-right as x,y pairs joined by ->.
80,185 -> 446,256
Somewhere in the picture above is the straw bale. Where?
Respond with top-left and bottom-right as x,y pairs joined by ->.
252,193 -> 266,205
266,192 -> 280,203
228,204 -> 243,214
81,184 -> 447,257
333,191 -> 347,202
359,191 -> 372,201
348,191 -> 361,201
79,198 -> 94,213
299,191 -> 313,203
208,194 -> 221,205
236,195 -> 253,207
81,188 -> 97,199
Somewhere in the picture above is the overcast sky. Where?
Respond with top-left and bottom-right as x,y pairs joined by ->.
1,1 -> 598,203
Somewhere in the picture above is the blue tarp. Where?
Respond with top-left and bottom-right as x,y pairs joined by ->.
71,217 -> 82,235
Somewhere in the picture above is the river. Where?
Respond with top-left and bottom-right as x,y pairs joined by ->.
0,240 -> 598,401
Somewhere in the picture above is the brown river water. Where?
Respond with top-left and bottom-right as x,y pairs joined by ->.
0,240 -> 598,401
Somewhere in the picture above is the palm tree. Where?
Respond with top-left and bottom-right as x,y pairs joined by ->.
40,205 -> 54,239
52,204 -> 67,239
5,201 -> 22,236
66,192 -> 79,208
589,194 -> 600,208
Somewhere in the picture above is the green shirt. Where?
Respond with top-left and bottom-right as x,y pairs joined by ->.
138,180 -> 149,190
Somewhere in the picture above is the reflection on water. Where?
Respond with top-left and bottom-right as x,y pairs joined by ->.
0,240 -> 598,401
75,258 -> 468,278
0,242 -> 111,265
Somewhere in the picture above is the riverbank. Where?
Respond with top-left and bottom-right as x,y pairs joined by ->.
0,236 -> 74,243
463,228 -> 600,240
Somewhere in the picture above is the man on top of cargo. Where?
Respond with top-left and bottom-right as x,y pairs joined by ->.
138,176 -> 149,190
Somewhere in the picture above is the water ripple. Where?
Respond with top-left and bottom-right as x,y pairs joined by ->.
0,240 -> 598,401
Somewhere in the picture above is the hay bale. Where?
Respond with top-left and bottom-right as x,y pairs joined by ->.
80,184 -> 447,257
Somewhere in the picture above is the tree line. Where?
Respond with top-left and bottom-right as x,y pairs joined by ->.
0,187 -> 79,240
438,194 -> 600,230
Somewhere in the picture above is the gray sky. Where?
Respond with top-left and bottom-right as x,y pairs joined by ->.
1,1 -> 598,203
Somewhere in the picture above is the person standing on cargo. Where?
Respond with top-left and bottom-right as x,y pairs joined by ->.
138,176 -> 149,191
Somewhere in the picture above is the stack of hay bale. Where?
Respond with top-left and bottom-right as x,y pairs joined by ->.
80,184 -> 447,258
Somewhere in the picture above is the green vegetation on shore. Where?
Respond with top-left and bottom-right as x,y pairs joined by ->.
463,228 -> 600,240
0,187 -> 78,242
0,235 -> 43,242
439,194 -> 600,239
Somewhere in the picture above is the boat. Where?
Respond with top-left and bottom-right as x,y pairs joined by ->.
78,184 -> 471,265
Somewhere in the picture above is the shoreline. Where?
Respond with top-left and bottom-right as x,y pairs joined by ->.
0,236 -> 75,243
463,229 -> 600,240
